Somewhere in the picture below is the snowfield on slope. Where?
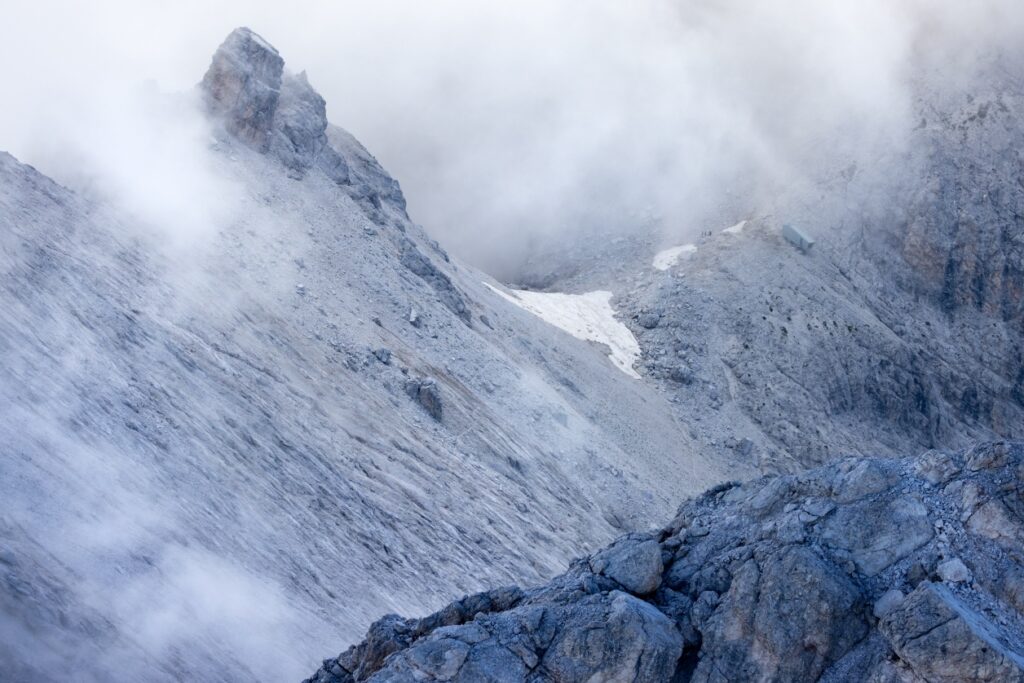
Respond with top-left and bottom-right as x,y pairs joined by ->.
652,244 -> 697,271
651,221 -> 746,271
722,219 -> 747,235
485,284 -> 641,378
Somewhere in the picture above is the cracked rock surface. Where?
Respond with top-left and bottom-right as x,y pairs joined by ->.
308,442 -> 1024,682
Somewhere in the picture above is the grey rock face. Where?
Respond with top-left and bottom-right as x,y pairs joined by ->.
895,72 -> 1024,325
588,536 -> 663,595
270,72 -> 349,184
201,27 -> 466,325
309,589 -> 683,683
405,378 -> 443,421
201,27 -> 284,150
328,126 -> 407,214
692,545 -> 866,683
880,582 -> 1024,683
309,442 -> 1024,683
201,29 -> 378,198
399,238 -> 471,324
819,495 -> 933,576
614,204 -> 1024,472
540,592 -> 683,683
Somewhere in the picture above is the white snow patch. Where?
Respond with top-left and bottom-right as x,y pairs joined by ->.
484,284 -> 641,378
722,220 -> 747,235
652,244 -> 697,271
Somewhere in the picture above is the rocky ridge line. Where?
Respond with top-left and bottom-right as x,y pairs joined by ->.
201,27 -> 470,323
307,441 -> 1024,682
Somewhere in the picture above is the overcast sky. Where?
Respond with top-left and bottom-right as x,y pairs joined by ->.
3,1 -> 1023,275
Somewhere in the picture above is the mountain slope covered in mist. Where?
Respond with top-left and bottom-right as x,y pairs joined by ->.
0,28 -> 730,682
3,16 -> 1024,683
513,47 -> 1024,473
302,32 -> 1024,683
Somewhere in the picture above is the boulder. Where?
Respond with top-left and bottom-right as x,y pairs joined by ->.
539,592 -> 683,682
692,546 -> 867,682
936,557 -> 972,584
830,459 -> 899,503
637,310 -> 662,329
405,378 -> 443,421
313,592 -> 681,683
670,364 -> 695,384
873,589 -> 905,619
880,583 -> 1024,682
967,499 -> 1024,547
589,536 -> 664,595
820,496 -> 933,576
914,449 -> 962,485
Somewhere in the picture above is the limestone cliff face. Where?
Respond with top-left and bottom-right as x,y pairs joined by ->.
309,442 -> 1024,682
201,28 -> 352,188
898,67 -> 1024,324
201,27 -> 285,151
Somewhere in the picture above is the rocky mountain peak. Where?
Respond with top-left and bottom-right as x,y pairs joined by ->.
200,28 -> 350,186
201,27 -> 285,150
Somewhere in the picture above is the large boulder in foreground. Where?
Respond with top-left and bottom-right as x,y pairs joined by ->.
306,442 -> 1024,682
881,581 -> 1024,682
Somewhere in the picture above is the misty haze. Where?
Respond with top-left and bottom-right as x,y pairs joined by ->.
2,2 -> 1024,682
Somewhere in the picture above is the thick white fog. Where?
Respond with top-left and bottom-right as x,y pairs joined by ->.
3,1 -> 1024,275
